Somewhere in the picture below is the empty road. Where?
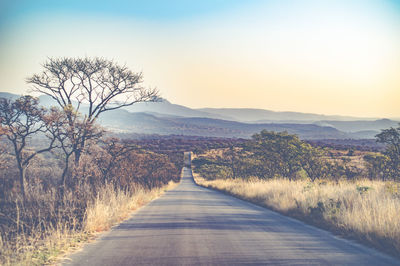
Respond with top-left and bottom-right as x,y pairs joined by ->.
64,154 -> 398,265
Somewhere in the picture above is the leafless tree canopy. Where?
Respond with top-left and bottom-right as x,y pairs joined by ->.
26,57 -> 159,163
26,57 -> 159,121
0,96 -> 57,199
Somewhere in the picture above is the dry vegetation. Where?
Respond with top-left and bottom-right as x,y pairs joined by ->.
85,182 -> 177,233
0,140 -> 181,265
1,55 -> 399,263
192,127 -> 400,258
0,181 -> 177,265
194,175 -> 400,258
193,127 -> 400,256
0,57 -> 184,265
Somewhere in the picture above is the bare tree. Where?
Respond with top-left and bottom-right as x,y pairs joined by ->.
0,96 -> 56,200
43,107 -> 102,199
27,57 -> 159,162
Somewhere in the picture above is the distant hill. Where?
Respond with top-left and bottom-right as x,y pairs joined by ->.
348,130 -> 380,139
98,109 -> 348,139
316,119 -> 399,133
312,119 -> 400,139
118,100 -> 370,123
0,92 -> 60,107
122,98 -> 230,120
0,92 -> 20,100
197,108 -> 369,123
1,91 -> 398,140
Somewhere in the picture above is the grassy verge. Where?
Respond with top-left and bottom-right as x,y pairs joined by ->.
0,181 -> 177,265
194,174 -> 400,258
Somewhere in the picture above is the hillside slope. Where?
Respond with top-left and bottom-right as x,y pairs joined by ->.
98,110 -> 348,139
1,92 -> 397,139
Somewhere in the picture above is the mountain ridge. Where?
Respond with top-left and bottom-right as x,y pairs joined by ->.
1,91 -> 398,139
197,107 -> 377,122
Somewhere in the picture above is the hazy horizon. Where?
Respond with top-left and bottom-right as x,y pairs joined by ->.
1,0 -> 399,118
2,90 -> 398,121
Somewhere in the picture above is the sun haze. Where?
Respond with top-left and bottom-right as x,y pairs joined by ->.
0,0 -> 399,118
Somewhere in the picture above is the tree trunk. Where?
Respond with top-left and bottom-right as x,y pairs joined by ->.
59,155 -> 71,202
17,163 -> 26,201
74,149 -> 81,164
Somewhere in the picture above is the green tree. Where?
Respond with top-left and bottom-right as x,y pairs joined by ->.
247,131 -> 305,179
302,144 -> 327,181
376,124 -> 400,180
363,153 -> 390,181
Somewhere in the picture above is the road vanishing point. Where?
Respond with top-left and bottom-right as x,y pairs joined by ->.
63,152 -> 399,265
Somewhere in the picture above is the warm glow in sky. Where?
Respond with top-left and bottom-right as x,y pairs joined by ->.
0,0 -> 399,117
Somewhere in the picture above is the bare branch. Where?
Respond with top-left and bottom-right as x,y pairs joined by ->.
26,57 -> 159,163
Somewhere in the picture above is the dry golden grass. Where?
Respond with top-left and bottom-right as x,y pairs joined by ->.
0,181 -> 178,265
85,181 -> 177,232
194,174 -> 400,258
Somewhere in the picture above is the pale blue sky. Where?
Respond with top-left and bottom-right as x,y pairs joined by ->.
0,0 -> 255,27
1,0 -> 400,117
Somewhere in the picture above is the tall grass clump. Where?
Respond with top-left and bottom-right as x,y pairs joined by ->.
0,147 -> 180,265
0,180 -> 177,265
194,175 -> 400,258
85,181 -> 176,232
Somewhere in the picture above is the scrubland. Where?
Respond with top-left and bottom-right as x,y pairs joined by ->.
85,182 -> 177,233
0,133 -> 181,265
0,181 -> 177,265
0,60 -> 243,265
194,175 -> 400,258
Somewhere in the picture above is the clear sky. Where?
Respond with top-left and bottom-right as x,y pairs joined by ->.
1,0 -> 399,118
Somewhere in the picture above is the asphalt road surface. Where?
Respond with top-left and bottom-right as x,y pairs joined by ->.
63,155 -> 399,265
